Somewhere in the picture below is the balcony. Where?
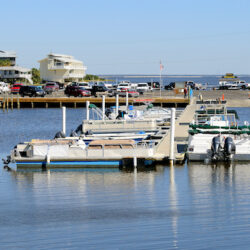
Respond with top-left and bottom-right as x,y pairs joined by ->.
63,73 -> 85,79
48,63 -> 85,71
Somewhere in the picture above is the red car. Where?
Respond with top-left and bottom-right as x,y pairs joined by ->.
64,85 -> 91,97
11,83 -> 23,94
44,82 -> 59,94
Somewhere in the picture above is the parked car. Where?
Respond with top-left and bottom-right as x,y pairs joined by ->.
103,82 -> 113,89
108,89 -> 139,98
238,80 -> 250,89
0,82 -> 10,94
44,82 -> 59,93
19,85 -> 46,97
91,85 -> 108,97
164,82 -> 175,90
119,90 -> 139,98
71,81 -> 92,90
11,83 -> 23,94
136,83 -> 150,93
186,81 -> 203,90
64,85 -> 91,97
117,82 -> 131,92
147,81 -> 160,90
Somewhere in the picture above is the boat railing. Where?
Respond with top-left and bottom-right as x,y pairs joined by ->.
193,113 -> 236,126
82,119 -> 157,132
85,140 -> 156,158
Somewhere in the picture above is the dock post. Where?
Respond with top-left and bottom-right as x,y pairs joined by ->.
74,102 -> 77,108
60,102 -> 62,108
11,94 -> 13,110
116,94 -> 119,117
133,156 -> 137,168
86,101 -> 90,120
126,91 -> 129,110
6,94 -> 9,111
17,94 -> 20,109
62,106 -> 66,135
45,102 -> 48,108
169,108 -> 176,164
2,96 -> 5,111
102,95 -> 105,120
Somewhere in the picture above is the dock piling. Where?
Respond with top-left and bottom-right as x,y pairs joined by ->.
17,94 -> 20,109
116,94 -> 119,117
102,95 -> 105,120
86,101 -> 90,120
169,108 -> 176,164
62,106 -> 66,134
126,92 -> 129,110
11,94 -> 13,110
133,156 -> 137,168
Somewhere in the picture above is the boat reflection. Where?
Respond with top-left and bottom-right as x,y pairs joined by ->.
187,161 -> 250,193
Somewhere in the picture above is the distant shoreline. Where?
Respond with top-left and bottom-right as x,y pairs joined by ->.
99,74 -> 250,78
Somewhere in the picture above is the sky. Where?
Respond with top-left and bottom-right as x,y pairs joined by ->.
1,0 -> 250,75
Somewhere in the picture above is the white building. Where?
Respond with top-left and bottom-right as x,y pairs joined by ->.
0,50 -> 33,84
39,53 -> 87,84
0,50 -> 16,66
0,66 -> 32,83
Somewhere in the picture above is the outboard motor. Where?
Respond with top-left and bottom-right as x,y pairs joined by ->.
54,131 -> 66,139
224,137 -> 236,160
211,136 -> 221,161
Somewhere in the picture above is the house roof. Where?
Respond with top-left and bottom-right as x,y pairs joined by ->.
38,53 -> 83,64
0,50 -> 16,58
0,66 -> 31,72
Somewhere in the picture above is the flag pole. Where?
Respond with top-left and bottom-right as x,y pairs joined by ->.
160,60 -> 163,97
160,66 -> 162,97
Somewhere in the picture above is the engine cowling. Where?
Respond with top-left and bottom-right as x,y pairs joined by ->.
211,136 -> 221,160
224,137 -> 236,159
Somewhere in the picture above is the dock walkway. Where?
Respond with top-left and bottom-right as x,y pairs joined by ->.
153,98 -> 197,161
0,96 -> 189,109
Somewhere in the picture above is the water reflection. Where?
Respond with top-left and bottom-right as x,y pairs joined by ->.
8,166 -> 159,194
169,165 -> 178,248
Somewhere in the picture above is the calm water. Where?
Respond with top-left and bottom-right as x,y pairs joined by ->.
1,106 -> 250,249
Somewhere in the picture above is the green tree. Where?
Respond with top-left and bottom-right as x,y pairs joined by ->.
31,68 -> 41,84
0,59 -> 12,67
83,74 -> 105,81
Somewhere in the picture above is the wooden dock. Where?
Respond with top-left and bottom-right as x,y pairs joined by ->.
0,96 -> 189,109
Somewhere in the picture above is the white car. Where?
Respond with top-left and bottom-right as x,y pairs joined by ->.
117,82 -> 131,92
0,82 -> 10,94
237,80 -> 250,89
75,82 -> 92,90
136,83 -> 150,93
